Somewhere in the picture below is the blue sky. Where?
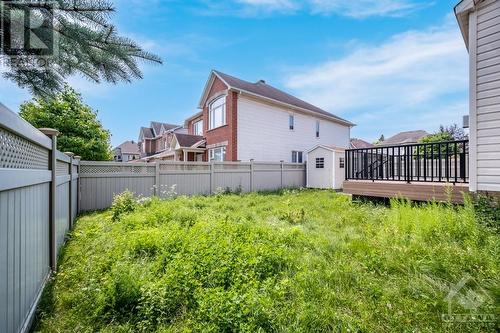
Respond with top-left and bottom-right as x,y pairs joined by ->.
0,0 -> 468,147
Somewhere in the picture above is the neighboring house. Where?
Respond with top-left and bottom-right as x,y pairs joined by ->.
376,130 -> 429,146
184,70 -> 354,162
138,121 -> 188,160
113,140 -> 140,162
456,0 -> 500,193
350,138 -> 375,149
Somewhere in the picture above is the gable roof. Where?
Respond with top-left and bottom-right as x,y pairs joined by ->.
350,138 -> 375,149
150,121 -> 180,136
199,70 -> 354,127
378,130 -> 429,146
114,141 -> 140,155
174,133 -> 205,148
139,127 -> 154,140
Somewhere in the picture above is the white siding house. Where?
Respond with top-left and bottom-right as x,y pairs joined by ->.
456,0 -> 500,192
237,96 -> 351,162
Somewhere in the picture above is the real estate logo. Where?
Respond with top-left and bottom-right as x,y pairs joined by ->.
1,1 -> 58,66
442,274 -> 495,324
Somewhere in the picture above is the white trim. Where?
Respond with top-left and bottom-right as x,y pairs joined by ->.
307,145 -> 346,153
469,10 -> 478,192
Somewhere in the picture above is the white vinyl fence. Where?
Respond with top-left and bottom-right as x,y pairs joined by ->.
0,104 -> 79,333
79,161 -> 306,211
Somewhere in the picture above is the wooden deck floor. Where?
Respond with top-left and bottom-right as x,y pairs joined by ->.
343,180 -> 469,203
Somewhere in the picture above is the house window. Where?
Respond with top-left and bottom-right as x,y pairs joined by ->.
209,96 -> 226,130
209,146 -> 226,161
316,157 -> 324,169
339,157 -> 345,169
289,115 -> 294,130
193,120 -> 203,136
316,120 -> 320,138
292,151 -> 303,163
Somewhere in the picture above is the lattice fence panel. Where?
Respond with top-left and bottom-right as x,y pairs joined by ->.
80,164 -> 155,174
0,127 -> 49,169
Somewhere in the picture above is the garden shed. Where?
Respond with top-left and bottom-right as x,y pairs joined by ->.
307,145 -> 346,190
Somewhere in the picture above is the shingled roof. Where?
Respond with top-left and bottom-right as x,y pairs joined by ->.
174,133 -> 205,148
208,70 -> 353,126
139,127 -> 154,139
114,141 -> 140,154
378,130 -> 429,146
150,121 -> 181,136
350,138 -> 375,149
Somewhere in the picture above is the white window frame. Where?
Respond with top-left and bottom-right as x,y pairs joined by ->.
209,96 -> 226,130
289,114 -> 295,131
316,157 -> 324,169
209,146 -> 226,161
339,157 -> 345,169
193,119 -> 203,136
292,151 -> 303,163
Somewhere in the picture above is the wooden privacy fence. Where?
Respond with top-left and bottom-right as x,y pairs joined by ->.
0,104 -> 80,333
79,160 -> 306,211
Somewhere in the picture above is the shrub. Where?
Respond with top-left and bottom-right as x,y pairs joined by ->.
473,193 -> 500,232
111,190 -> 138,221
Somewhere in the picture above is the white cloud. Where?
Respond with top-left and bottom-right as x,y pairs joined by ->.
284,16 -> 469,140
204,0 -> 430,17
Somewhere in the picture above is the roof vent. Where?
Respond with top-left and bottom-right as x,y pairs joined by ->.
257,79 -> 266,84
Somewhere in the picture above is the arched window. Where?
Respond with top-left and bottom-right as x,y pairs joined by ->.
209,96 -> 226,130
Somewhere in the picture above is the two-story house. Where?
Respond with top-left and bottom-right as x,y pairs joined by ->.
138,121 -> 188,160
184,70 -> 354,162
113,140 -> 140,162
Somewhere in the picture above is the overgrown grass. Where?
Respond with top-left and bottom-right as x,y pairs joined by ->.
35,190 -> 499,332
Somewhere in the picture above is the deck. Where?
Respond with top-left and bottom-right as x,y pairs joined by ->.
343,180 -> 469,203
343,140 -> 470,203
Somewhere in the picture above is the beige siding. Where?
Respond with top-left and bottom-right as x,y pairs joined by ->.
473,0 -> 500,191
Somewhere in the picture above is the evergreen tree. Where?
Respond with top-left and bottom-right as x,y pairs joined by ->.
0,0 -> 161,97
20,85 -> 112,160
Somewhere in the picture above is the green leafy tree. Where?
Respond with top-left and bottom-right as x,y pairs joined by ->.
1,0 -> 161,97
20,86 -> 112,160
417,124 -> 467,157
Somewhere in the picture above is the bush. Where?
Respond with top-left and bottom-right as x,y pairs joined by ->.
111,191 -> 138,221
36,191 -> 499,332
473,193 -> 500,232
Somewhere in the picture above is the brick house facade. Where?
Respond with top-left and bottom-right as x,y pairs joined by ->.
184,70 -> 354,162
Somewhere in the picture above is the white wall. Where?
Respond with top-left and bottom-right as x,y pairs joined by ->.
307,147 -> 334,189
237,96 -> 350,162
470,0 -> 500,192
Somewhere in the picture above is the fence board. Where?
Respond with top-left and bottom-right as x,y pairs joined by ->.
79,161 -> 306,211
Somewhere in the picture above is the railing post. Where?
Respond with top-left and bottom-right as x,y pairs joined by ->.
155,161 -> 160,196
39,128 -> 59,271
250,159 -> 254,192
64,152 -> 74,229
210,161 -> 215,193
280,160 -> 284,189
74,156 -> 81,214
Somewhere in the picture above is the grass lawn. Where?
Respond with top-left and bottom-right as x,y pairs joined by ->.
35,190 -> 499,332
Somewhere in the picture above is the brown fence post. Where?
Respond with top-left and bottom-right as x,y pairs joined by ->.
39,128 -> 59,271
64,152 -> 74,229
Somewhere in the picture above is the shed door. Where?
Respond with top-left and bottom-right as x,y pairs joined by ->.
308,154 -> 333,189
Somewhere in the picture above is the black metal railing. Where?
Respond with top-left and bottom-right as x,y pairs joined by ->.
345,140 -> 469,183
